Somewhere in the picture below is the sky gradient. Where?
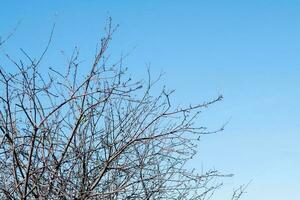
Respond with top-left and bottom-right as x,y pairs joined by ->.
1,1 -> 300,199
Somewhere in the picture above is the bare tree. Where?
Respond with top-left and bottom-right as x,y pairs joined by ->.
0,20 -> 243,200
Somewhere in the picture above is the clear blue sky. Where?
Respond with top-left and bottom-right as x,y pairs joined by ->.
1,1 -> 300,199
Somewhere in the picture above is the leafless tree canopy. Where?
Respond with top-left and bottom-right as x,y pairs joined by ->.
0,21 -> 243,200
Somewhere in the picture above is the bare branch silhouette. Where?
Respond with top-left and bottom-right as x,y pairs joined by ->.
0,20 -> 243,200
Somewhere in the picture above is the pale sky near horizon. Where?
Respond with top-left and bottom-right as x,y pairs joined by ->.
1,1 -> 300,199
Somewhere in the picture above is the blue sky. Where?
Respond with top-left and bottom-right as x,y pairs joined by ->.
1,1 -> 300,199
